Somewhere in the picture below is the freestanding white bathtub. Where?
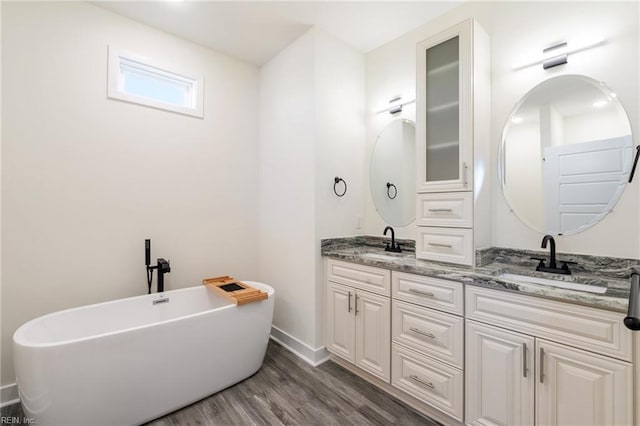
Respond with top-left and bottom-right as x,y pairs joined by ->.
13,281 -> 274,425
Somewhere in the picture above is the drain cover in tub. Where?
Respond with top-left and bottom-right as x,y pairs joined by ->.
220,283 -> 245,292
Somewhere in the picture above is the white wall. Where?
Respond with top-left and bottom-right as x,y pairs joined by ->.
504,122 -> 544,231
259,28 -> 364,351
563,107 -> 631,144
314,30 -> 366,346
258,31 -> 317,349
1,2 -> 260,386
364,45 -> 417,239
364,1 -> 639,258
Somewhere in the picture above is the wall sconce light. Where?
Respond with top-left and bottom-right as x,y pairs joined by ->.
376,96 -> 416,115
512,36 -> 605,71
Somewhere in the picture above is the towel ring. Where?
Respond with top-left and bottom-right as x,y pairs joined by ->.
386,182 -> 397,199
334,177 -> 347,197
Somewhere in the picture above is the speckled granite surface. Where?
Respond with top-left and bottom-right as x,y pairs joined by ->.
322,237 -> 638,313
476,246 -> 640,278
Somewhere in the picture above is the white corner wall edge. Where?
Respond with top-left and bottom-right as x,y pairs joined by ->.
270,326 -> 330,367
0,383 -> 19,407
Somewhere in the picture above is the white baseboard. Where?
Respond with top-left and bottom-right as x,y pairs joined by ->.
0,383 -> 19,407
270,326 -> 330,367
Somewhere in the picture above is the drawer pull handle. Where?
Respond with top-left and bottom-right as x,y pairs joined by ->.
463,162 -> 469,187
408,288 -> 435,297
409,327 -> 435,339
409,375 -> 435,389
348,292 -> 352,313
539,347 -> 545,383
428,242 -> 453,248
428,208 -> 453,212
522,343 -> 527,378
355,294 -> 359,316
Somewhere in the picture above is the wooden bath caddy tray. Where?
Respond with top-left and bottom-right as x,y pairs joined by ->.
202,276 -> 268,305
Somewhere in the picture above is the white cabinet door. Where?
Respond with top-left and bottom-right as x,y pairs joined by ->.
466,320 -> 534,426
536,339 -> 633,426
325,282 -> 355,363
355,290 -> 390,381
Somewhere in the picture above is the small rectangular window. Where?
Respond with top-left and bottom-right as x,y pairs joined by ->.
107,46 -> 204,118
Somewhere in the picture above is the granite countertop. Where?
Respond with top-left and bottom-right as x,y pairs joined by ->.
322,237 -> 637,313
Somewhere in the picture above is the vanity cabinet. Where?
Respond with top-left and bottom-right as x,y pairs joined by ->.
324,256 -> 637,425
415,18 -> 490,266
391,271 -> 465,421
466,286 -> 633,426
325,260 -> 391,381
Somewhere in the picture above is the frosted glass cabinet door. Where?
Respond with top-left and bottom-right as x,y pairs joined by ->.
417,20 -> 473,192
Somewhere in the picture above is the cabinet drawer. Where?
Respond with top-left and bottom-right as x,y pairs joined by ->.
326,259 -> 390,296
392,343 -> 463,421
392,271 -> 463,315
417,192 -> 473,228
392,300 -> 463,368
416,227 -> 473,266
466,285 -> 633,361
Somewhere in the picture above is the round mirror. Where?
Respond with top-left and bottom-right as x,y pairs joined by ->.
500,75 -> 633,235
370,119 -> 416,226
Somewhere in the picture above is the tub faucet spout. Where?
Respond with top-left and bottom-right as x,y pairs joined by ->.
145,239 -> 171,294
155,259 -> 171,293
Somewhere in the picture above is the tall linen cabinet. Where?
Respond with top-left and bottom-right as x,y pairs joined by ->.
415,19 -> 491,266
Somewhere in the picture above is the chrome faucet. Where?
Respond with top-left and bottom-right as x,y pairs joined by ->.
383,226 -> 402,253
531,234 -> 576,275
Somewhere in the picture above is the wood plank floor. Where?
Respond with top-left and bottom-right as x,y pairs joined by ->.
146,341 -> 439,425
2,341 -> 440,425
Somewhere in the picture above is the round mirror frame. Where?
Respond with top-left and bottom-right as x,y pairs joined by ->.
370,118 -> 416,227
498,74 -> 634,236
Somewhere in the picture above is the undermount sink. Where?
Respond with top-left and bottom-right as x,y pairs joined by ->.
498,273 -> 607,294
360,253 -> 402,261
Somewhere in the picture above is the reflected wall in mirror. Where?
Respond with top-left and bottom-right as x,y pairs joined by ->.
500,74 -> 633,235
370,119 -> 416,226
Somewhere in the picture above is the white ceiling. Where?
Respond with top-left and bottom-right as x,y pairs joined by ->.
93,1 -> 462,65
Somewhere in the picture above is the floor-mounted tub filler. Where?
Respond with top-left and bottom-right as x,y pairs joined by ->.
13,281 -> 274,425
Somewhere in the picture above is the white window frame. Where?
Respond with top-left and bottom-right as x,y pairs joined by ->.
107,46 -> 204,118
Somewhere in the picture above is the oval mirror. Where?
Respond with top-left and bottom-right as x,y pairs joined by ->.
500,74 -> 633,235
370,119 -> 416,226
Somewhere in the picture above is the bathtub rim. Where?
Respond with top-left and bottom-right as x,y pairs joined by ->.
13,281 -> 274,349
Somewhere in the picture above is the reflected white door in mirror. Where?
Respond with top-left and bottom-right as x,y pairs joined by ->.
500,75 -> 634,236
370,119 -> 416,227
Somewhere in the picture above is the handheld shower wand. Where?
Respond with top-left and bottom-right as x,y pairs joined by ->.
144,239 -> 171,294
145,239 -> 151,268
145,239 -> 153,294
